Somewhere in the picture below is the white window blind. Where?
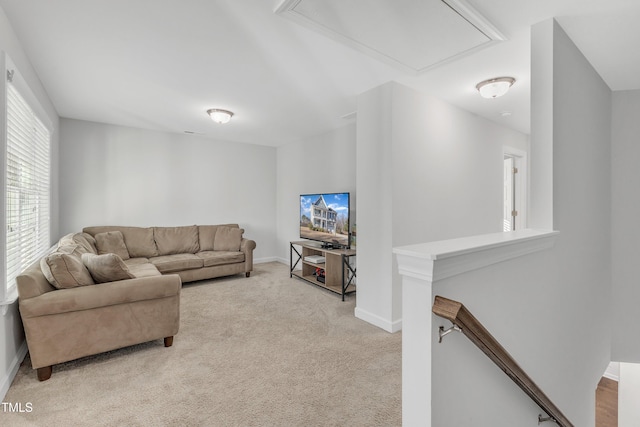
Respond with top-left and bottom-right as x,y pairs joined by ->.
5,81 -> 51,292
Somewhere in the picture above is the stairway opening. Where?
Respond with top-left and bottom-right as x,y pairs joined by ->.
596,376 -> 617,427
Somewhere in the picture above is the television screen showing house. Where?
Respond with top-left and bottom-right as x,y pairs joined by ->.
300,193 -> 350,247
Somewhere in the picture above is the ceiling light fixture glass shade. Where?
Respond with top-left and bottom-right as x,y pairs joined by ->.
476,77 -> 516,99
207,109 -> 234,124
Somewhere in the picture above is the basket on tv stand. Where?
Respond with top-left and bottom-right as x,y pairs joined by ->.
289,241 -> 356,301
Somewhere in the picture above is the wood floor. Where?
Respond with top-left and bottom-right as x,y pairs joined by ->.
596,377 -> 618,427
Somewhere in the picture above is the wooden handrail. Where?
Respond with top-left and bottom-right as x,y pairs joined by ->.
432,295 -> 574,427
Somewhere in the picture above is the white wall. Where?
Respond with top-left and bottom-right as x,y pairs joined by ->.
59,119 -> 277,262
394,18 -> 612,427
275,125 -> 356,263
619,363 -> 640,425
0,5 -> 60,400
428,19 -> 612,426
611,90 -> 640,361
545,19 -> 612,403
529,19 -> 555,231
356,81 -> 529,332
391,83 -> 529,244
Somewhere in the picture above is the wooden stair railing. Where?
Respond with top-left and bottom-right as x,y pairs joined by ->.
432,295 -> 574,427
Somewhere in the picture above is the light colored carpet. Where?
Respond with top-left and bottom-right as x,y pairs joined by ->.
3,262 -> 401,426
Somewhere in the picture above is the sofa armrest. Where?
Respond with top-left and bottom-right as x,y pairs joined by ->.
19,274 -> 181,319
17,261 -> 56,300
240,238 -> 256,272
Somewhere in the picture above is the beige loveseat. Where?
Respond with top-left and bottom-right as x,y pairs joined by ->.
17,224 -> 256,381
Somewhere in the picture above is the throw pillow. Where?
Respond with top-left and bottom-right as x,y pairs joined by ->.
95,231 -> 130,260
74,232 -> 98,254
58,232 -> 98,254
81,253 -> 136,284
40,245 -> 95,289
84,227 -> 159,257
213,226 -> 244,252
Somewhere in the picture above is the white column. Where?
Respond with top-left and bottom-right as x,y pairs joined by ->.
395,255 -> 435,426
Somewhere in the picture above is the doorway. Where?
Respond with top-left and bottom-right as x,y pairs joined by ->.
503,147 -> 527,231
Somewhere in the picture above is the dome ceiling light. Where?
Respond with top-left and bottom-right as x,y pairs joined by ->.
476,77 -> 515,99
207,109 -> 234,124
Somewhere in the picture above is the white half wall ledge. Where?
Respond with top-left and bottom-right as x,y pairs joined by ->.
393,229 -> 559,282
393,228 -> 558,426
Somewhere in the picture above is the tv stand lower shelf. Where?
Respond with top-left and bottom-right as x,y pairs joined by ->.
289,241 -> 356,301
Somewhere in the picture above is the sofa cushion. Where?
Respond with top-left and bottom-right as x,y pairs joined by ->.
95,231 -> 130,260
124,257 -> 160,278
122,227 -> 158,258
149,254 -> 204,273
154,226 -> 200,255
123,257 -> 150,266
198,224 -> 239,251
40,245 -> 95,289
81,253 -> 136,284
213,226 -> 244,252
196,251 -> 245,267
58,232 -> 97,254
127,263 -> 162,278
83,226 -> 159,258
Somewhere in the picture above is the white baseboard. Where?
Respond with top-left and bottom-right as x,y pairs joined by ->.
604,361 -> 620,382
355,307 -> 402,333
275,257 -> 288,265
254,257 -> 278,264
0,341 -> 28,401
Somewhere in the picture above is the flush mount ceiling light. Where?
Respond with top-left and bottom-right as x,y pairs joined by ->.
476,77 -> 515,99
207,109 -> 234,124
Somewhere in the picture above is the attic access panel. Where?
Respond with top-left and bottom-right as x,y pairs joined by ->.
276,0 -> 505,74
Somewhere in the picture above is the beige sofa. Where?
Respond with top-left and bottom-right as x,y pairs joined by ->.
82,224 -> 256,282
17,224 -> 256,381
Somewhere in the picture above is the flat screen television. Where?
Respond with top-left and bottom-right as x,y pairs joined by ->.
300,192 -> 350,248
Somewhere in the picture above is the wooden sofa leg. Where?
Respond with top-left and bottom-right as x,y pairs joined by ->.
164,336 -> 174,347
246,272 -> 251,277
37,366 -> 52,381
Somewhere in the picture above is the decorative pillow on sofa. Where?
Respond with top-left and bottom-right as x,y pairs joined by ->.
84,226 -> 159,258
213,226 -> 244,252
58,232 -> 98,254
81,253 -> 136,284
40,245 -> 95,289
95,231 -> 130,260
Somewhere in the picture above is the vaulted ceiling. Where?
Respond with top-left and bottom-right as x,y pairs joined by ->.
1,0 -> 639,146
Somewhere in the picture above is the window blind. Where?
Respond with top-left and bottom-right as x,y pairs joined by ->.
5,81 -> 51,291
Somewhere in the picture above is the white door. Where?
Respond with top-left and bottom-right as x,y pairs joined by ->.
503,147 -> 527,231
503,157 -> 515,231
